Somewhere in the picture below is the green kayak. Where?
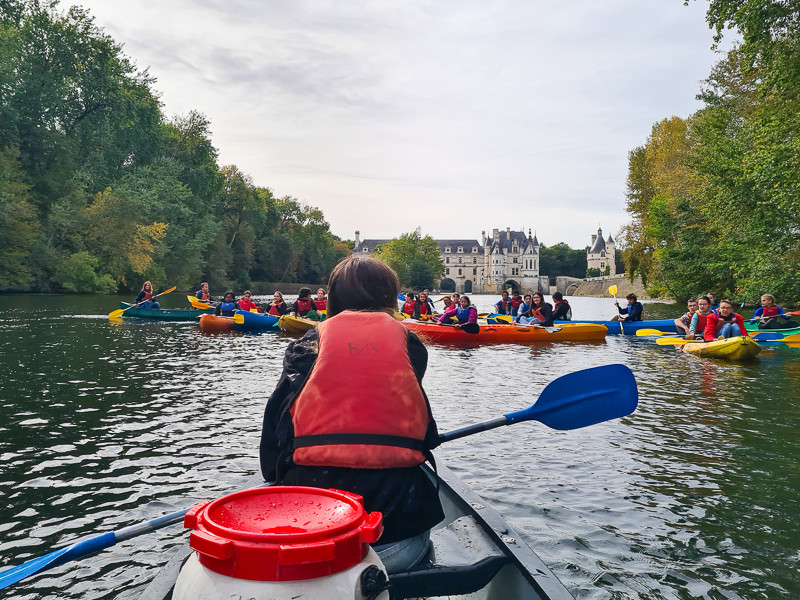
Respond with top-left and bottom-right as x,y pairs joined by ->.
118,302 -> 211,321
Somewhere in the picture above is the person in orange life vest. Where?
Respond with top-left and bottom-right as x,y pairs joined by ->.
135,281 -> 160,309
674,298 -> 698,335
237,290 -> 260,312
259,255 -> 442,573
214,291 -> 237,316
523,292 -> 554,326
494,290 -> 512,315
289,287 -> 318,318
401,291 -> 417,317
438,295 -> 478,327
264,291 -> 289,316
704,299 -> 748,341
509,291 -> 524,316
195,281 -> 211,301
552,292 -> 572,321
750,294 -> 795,329
314,288 -> 328,312
686,296 -> 713,339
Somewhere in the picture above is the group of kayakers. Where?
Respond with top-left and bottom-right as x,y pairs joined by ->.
192,284 -> 328,319
674,293 -> 797,341
401,288 -> 574,328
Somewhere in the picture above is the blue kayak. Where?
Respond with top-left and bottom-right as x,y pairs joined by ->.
233,310 -> 279,332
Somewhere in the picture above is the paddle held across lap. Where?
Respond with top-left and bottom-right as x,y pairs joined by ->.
0,363 -> 638,590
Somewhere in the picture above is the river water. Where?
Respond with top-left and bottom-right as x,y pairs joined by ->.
0,294 -> 797,599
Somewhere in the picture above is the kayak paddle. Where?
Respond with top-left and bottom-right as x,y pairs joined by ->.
0,509 -> 187,590
0,364 -> 637,589
655,337 -> 693,346
635,329 -> 674,337
440,363 -> 638,442
108,286 -> 176,319
187,295 -> 214,310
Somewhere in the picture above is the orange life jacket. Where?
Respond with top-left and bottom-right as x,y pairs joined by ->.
290,311 -> 430,469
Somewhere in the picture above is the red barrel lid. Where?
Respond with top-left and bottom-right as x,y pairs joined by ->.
184,486 -> 383,581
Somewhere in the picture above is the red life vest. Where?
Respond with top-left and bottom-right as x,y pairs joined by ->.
267,302 -> 283,315
238,299 -> 258,312
694,311 -> 710,332
417,300 -> 431,315
760,306 -> 781,322
510,297 -> 523,309
290,311 -> 431,469
403,300 -> 416,315
315,298 -> 327,311
295,298 -> 314,315
141,290 -> 153,301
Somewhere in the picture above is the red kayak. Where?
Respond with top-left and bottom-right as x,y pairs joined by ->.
403,320 -> 607,344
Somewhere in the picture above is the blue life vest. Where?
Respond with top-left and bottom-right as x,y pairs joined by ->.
219,301 -> 236,316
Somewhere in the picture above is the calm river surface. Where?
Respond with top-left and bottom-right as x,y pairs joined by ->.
0,294 -> 798,599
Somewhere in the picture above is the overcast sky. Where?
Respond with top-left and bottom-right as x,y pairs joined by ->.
68,0 -> 731,248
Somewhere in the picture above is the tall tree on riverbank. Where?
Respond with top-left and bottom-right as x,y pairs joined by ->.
622,2 -> 800,302
0,1 -> 346,292
374,228 -> 445,289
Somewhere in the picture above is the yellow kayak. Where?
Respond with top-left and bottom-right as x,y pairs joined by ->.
277,314 -> 318,335
682,336 -> 761,361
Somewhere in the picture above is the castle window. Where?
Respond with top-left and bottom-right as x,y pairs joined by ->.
472,257 -> 477,263
446,257 -> 450,264
473,268 -> 477,275
472,247 -> 478,253
458,268 -> 462,275
457,246 -> 463,253
513,258 -> 518,264
601,262 -> 605,268
458,257 -> 462,263
445,246 -> 451,253
362,247 -> 369,252
446,268 -> 450,275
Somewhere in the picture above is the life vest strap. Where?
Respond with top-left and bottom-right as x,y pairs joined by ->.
293,433 -> 426,452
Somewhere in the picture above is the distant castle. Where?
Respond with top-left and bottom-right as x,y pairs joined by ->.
353,228 -> 544,294
586,227 -> 616,276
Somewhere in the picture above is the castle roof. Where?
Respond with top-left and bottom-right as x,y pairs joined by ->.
437,240 -> 482,252
589,229 -> 606,254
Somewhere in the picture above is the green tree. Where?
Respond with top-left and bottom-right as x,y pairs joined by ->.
539,242 -> 586,278
374,228 -> 444,288
0,147 -> 39,290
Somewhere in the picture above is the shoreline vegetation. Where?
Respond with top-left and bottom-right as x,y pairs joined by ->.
3,1 -> 798,306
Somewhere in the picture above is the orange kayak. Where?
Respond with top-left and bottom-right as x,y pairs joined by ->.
403,321 -> 607,343
199,314 -> 236,333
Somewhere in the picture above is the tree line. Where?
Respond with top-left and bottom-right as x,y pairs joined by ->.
0,0 -> 349,293
621,0 -> 800,304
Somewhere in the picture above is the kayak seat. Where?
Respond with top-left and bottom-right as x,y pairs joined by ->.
388,515 -> 510,599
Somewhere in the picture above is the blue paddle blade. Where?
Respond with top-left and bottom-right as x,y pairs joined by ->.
505,364 -> 638,430
0,532 -> 116,589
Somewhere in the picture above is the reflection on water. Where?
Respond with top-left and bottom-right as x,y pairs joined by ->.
0,294 -> 798,599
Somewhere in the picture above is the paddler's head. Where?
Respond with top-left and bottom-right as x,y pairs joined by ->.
327,255 -> 400,317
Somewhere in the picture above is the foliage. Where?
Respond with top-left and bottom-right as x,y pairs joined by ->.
622,7 -> 800,304
539,242 -> 586,278
374,228 -> 445,289
0,1 -> 347,293
586,268 -> 602,278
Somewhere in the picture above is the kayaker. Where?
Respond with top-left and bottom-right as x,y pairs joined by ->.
236,290 -> 260,312
674,298 -> 698,335
509,291 -> 524,316
264,291 -> 289,316
314,288 -> 328,312
259,255 -> 443,573
706,292 -> 720,314
494,290 -> 512,315
612,293 -> 643,321
450,292 -> 461,306
289,287 -> 319,318
526,291 -> 554,326
416,291 -> 434,320
685,295 -> 713,339
195,282 -> 212,301
401,292 -> 417,317
704,299 -> 747,340
513,294 -> 532,323
750,294 -> 795,329
214,291 -> 237,316
438,295 -> 478,327
135,281 -> 160,309
421,290 -> 435,314
552,292 -> 572,321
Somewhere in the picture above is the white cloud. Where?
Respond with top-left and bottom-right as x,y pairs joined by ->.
70,0 -> 732,247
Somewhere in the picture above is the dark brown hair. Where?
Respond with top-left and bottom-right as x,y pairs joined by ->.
626,293 -> 637,302
327,255 -> 400,317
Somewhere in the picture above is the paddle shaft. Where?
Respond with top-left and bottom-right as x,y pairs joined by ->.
109,287 -> 176,318
440,416 -> 508,443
